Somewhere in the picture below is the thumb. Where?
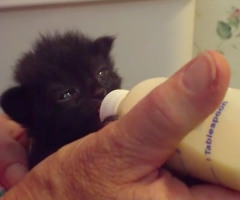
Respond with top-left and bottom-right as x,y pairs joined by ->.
99,51 -> 230,181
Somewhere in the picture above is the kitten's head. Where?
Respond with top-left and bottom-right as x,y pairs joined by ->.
1,32 -> 121,160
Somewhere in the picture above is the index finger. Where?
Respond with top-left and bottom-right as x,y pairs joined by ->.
0,114 -> 28,148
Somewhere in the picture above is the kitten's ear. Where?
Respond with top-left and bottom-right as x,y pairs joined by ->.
91,36 -> 115,55
0,86 -> 33,126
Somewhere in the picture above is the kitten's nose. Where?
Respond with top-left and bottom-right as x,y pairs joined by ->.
93,88 -> 107,99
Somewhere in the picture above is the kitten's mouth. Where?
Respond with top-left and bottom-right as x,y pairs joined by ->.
90,99 -> 102,113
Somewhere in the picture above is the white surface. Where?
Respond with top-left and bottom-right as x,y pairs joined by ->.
0,0 -> 195,95
194,0 -> 240,88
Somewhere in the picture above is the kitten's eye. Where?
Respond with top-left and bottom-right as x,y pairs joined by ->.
58,88 -> 80,103
98,68 -> 109,84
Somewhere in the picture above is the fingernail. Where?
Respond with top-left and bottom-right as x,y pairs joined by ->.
4,163 -> 28,188
182,52 -> 217,93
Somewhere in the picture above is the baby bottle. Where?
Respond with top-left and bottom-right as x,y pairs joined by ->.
99,77 -> 240,191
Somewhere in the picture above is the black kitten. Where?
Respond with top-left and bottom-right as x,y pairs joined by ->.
0,31 -> 121,168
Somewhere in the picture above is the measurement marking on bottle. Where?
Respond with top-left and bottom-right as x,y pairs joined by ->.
205,101 -> 228,156
206,157 -> 211,161
210,167 -> 221,184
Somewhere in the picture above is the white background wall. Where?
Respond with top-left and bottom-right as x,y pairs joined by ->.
0,0 -> 195,95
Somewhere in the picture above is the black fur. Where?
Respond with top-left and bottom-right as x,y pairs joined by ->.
1,31 -> 121,168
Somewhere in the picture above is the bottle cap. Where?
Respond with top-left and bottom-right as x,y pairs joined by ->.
99,89 -> 129,122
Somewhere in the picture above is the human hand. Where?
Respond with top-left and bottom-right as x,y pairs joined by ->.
0,114 -> 28,190
3,51 -> 240,200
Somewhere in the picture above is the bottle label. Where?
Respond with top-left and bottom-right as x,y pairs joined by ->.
205,101 -> 228,159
